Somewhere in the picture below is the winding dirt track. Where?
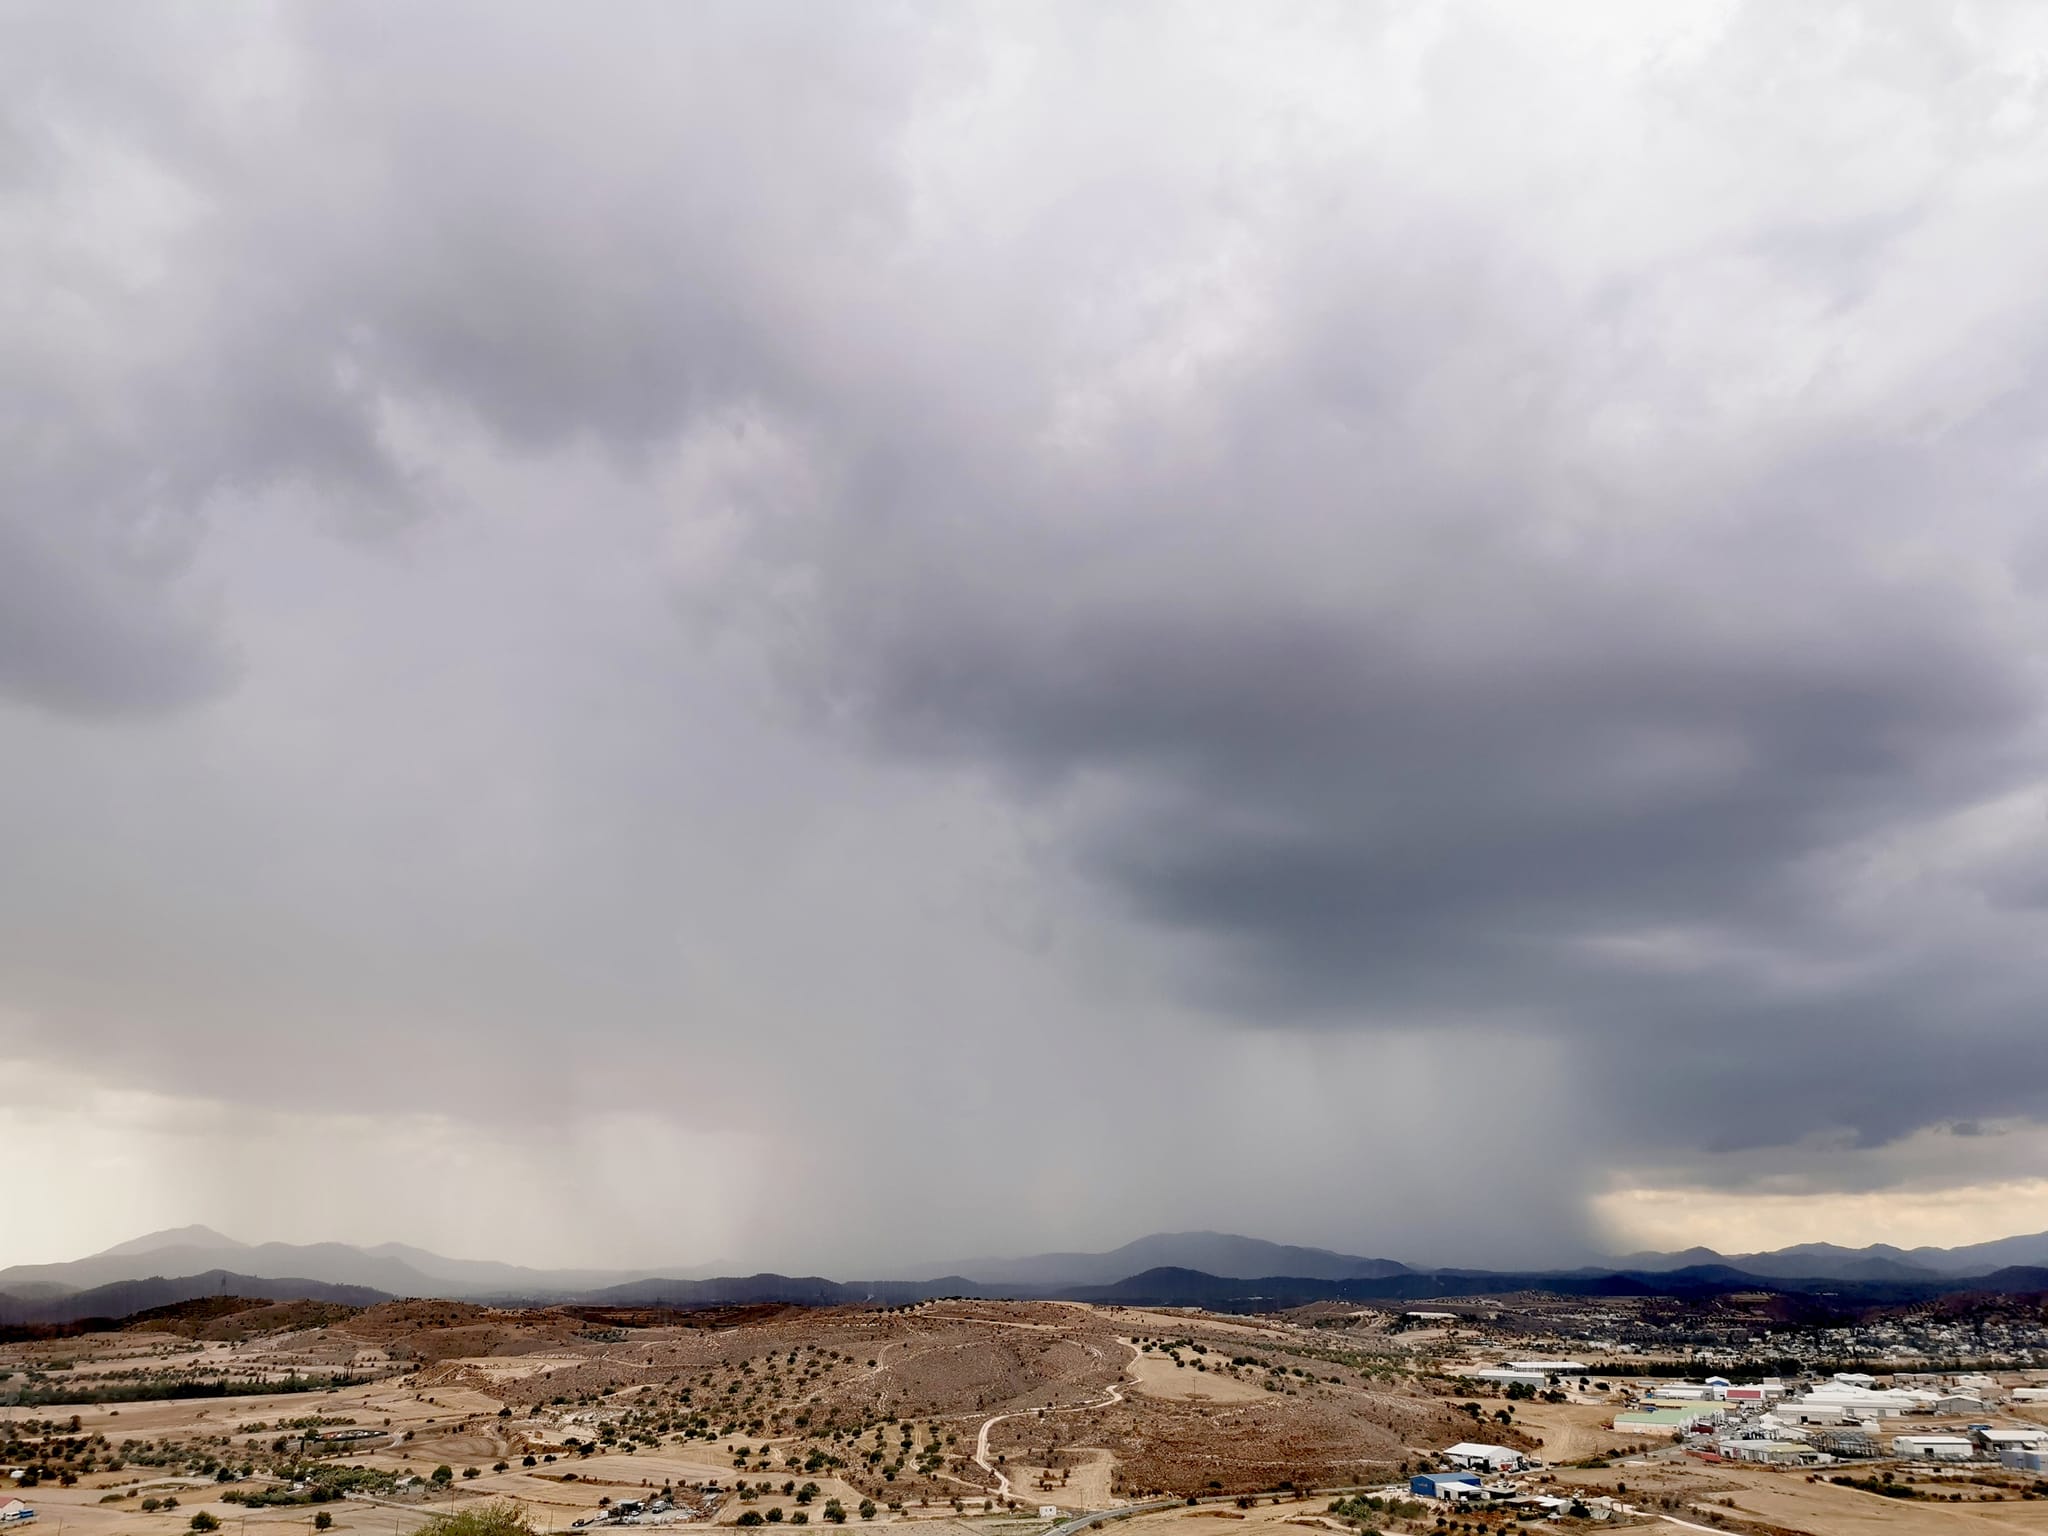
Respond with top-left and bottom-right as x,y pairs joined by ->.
972,1337 -> 1141,1501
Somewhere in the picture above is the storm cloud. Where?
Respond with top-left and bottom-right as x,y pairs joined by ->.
7,1 -> 2048,1269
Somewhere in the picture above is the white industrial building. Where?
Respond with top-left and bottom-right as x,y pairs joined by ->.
1440,1442 -> 1524,1472
1892,1434 -> 1973,1461
1978,1428 -> 2048,1453
1784,1382 -> 1938,1419
1470,1368 -> 1547,1389
1505,1360 -> 1589,1375
1719,1436 -> 1814,1465
1773,1404 -> 1862,1428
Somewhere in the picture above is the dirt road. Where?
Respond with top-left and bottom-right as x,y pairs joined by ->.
973,1340 -> 1141,1502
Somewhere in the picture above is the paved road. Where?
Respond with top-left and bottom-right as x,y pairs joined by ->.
1042,1499 -> 1177,1536
1041,1483 -> 1415,1536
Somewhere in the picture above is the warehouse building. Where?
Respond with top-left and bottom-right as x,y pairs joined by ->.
1409,1472 -> 1480,1499
1469,1368 -> 1547,1389
1722,1381 -> 1786,1404
1786,1382 -> 1936,1418
1978,1428 -> 2048,1453
1439,1442 -> 1524,1472
1719,1436 -> 1816,1465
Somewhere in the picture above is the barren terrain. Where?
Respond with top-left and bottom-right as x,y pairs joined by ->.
1,1298 -> 1470,1536
10,1294 -> 2048,1536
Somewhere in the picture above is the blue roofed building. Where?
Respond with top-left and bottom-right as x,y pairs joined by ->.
1409,1472 -> 1481,1498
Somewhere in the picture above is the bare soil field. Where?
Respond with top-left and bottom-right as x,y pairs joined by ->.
1553,1456 -> 2048,1536
1124,1357 -> 1266,1404
1505,1397 -> 1649,1463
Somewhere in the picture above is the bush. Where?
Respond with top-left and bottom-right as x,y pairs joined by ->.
737,1513 -> 764,1528
191,1516 -> 222,1533
315,1515 -> 333,1532
142,1500 -> 162,1513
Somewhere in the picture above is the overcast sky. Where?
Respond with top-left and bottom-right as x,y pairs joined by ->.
8,2 -> 2048,1274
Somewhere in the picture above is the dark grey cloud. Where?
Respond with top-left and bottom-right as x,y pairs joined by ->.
6,1 -> 2048,1265
0,0 -> 919,711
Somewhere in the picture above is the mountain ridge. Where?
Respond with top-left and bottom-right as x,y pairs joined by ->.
16,1225 -> 2048,1308
927,1230 -> 1412,1286
1609,1229 -> 2048,1279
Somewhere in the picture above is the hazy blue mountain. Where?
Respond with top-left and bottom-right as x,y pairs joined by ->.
97,1225 -> 247,1257
0,1230 -> 699,1299
1,1241 -> 447,1297
17,1224 -> 2048,1311
1905,1231 -> 2048,1275
1612,1234 -> 2048,1280
934,1231 -> 1412,1287
0,1271 -> 390,1326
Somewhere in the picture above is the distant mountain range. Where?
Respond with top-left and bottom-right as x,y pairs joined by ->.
0,1227 -> 1412,1303
920,1231 -> 1411,1287
0,1270 -> 400,1326
1608,1232 -> 2048,1280
0,1226 -> 693,1301
9,1225 -> 2048,1326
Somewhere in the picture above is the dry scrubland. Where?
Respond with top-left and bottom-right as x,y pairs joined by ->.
0,1298 -> 1474,1536
14,1295 -> 2048,1536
